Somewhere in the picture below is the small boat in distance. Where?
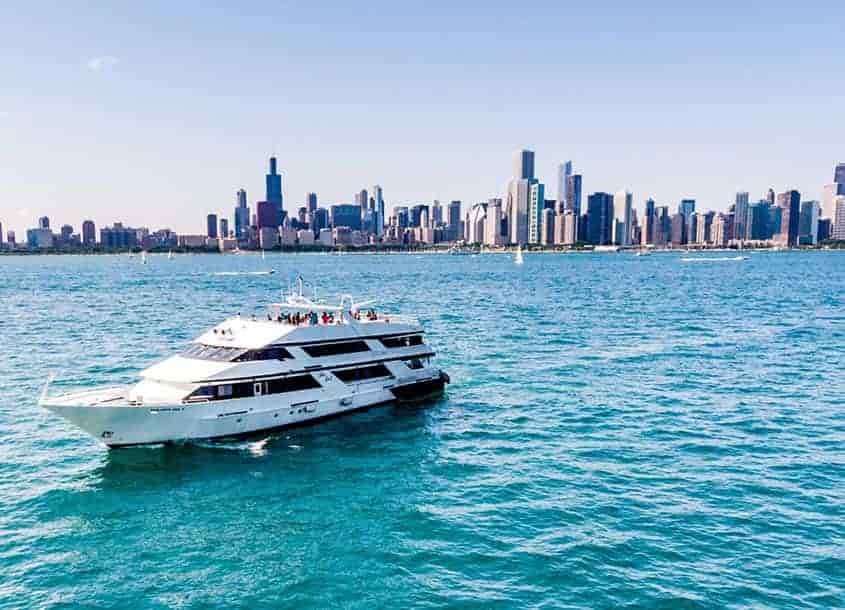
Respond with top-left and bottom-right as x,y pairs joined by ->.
167,250 -> 174,260
681,255 -> 749,262
515,245 -> 524,265
40,285 -> 449,447
141,251 -> 148,265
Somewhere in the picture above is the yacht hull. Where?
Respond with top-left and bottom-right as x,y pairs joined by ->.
43,374 -> 447,448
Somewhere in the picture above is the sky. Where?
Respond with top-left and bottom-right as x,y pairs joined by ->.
1,0 -> 844,237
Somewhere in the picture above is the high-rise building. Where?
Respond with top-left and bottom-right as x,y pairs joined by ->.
306,192 -> 318,214
678,199 -> 696,218
686,213 -> 699,244
82,220 -> 96,246
265,156 -> 284,225
711,213 -> 733,246
484,199 -> 503,246
541,208 -> 555,245
467,203 -> 487,244
331,204 -> 363,230
513,149 -> 535,180
207,214 -> 218,238
670,213 -> 686,246
557,161 -> 572,210
0,221 -> 4,246
528,183 -> 546,243
822,183 -> 845,221
312,208 -> 329,234
354,189 -> 368,211
642,198 -> 655,245
372,186 -> 384,236
734,192 -> 749,240
234,189 -> 250,241
747,201 -> 771,240
776,190 -> 801,247
219,218 -> 229,239
612,190 -> 633,246
835,163 -> 845,185
833,196 -> 845,240
766,188 -> 775,206
432,200 -> 443,226
798,200 -> 820,245
448,200 -> 461,241
39,216 -> 50,230
586,192 -> 613,245
256,201 -> 277,229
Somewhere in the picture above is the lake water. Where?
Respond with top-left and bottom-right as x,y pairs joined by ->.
1,251 -> 843,608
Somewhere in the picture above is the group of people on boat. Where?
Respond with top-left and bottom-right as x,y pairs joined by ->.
265,307 -> 380,326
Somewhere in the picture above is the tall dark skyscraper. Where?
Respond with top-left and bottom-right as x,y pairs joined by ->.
766,188 -> 775,206
207,214 -> 218,238
512,149 -> 535,180
306,192 -> 318,214
835,163 -> 845,184
265,156 -> 284,225
776,190 -> 801,247
565,174 -> 582,216
678,199 -> 695,218
734,192 -> 749,240
586,192 -> 613,245
448,200 -> 461,240
643,198 -> 655,244
81,220 -> 96,246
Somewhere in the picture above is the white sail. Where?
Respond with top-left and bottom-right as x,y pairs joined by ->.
515,245 -> 524,265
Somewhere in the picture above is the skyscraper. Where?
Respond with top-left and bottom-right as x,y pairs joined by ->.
798,200 -> 820,245
82,220 -> 96,246
448,200 -> 461,241
565,174 -> 582,216
642,198 -> 655,245
513,149 -> 535,180
256,201 -> 277,228
207,214 -> 218,238
507,149 -> 537,245
306,192 -> 318,214
372,186 -> 384,237
612,190 -> 633,246
734,192 -> 749,241
822,183 -> 845,221
39,216 -> 50,230
586,192 -> 613,245
835,163 -> 845,185
265,156 -> 284,225
678,199 -> 696,218
528,182 -> 545,243
834,196 -> 845,240
557,161 -> 572,211
766,188 -> 775,206
776,190 -> 801,247
219,218 -> 229,239
234,189 -> 250,241
432,200 -> 443,226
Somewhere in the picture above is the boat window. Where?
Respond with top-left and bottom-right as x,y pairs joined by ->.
234,346 -> 293,362
302,341 -> 370,358
333,364 -> 392,383
181,344 -> 247,362
185,375 -> 320,402
403,358 -> 425,370
379,335 -> 424,348
266,375 -> 321,394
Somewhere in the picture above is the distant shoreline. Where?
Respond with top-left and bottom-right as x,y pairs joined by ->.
2,242 -> 843,256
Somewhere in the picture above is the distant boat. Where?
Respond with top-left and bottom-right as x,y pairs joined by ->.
167,250 -> 173,260
141,251 -> 148,265
635,249 -> 650,257
681,255 -> 748,262
515,245 -> 524,265
261,250 -> 266,260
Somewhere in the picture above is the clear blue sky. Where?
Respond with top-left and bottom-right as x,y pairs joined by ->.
1,0 -> 844,236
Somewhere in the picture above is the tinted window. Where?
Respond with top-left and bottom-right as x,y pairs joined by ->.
302,341 -> 370,358
380,335 -> 424,348
234,346 -> 293,361
333,364 -> 392,383
186,375 -> 320,402
267,375 -> 321,393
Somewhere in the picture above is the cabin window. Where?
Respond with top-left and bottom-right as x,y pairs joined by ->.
379,335 -> 424,348
266,375 -> 322,394
234,346 -> 293,362
333,364 -> 392,383
302,341 -> 370,358
218,384 -> 233,398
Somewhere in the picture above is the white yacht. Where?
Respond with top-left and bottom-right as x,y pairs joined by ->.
40,288 -> 449,448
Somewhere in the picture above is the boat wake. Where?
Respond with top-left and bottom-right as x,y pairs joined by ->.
210,270 -> 276,276
681,256 -> 748,262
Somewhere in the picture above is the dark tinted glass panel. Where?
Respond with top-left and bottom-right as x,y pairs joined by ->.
234,346 -> 293,362
266,375 -> 321,394
379,335 -> 424,348
333,364 -> 392,383
302,341 -> 370,358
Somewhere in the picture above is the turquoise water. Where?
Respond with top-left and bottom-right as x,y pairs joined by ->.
1,251 -> 843,608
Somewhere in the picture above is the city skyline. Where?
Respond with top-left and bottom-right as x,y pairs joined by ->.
2,2 -> 845,236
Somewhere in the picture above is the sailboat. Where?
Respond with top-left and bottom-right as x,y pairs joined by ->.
515,245 -> 524,265
167,250 -> 173,260
261,250 -> 266,260
141,251 -> 148,265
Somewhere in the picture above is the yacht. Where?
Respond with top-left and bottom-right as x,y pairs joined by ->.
40,287 -> 449,447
